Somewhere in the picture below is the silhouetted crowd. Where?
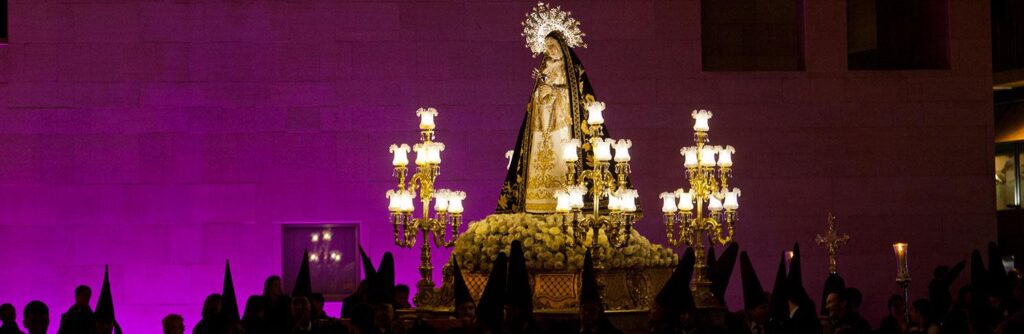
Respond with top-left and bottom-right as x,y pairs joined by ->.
2,241 -> 1024,334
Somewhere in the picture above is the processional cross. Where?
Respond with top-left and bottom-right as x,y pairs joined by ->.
815,212 -> 849,274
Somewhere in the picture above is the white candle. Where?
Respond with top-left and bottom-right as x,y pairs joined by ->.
417,107 -> 438,130
587,101 -> 606,125
561,139 -> 580,162
681,147 -> 698,168
613,139 -> 632,162
717,145 -> 734,167
390,144 -> 410,167
692,109 -> 712,132
592,138 -> 614,162
723,188 -> 740,210
660,192 -> 677,213
448,191 -> 465,214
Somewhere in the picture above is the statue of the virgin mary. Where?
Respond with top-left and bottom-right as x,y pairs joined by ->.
497,3 -> 630,214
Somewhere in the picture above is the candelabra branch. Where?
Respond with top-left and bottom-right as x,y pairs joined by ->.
662,109 -> 741,309
386,107 -> 469,309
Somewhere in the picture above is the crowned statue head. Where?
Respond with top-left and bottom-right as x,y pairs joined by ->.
522,2 -> 586,58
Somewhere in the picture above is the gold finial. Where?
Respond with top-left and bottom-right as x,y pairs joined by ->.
816,212 -> 850,274
521,2 -> 587,57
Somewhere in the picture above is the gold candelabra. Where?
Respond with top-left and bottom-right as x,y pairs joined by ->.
660,109 -> 741,308
386,107 -> 467,307
555,101 -> 639,263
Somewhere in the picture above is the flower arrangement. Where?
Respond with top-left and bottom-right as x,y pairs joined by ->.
452,213 -> 678,272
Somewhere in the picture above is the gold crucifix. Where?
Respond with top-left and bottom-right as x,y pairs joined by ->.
816,212 -> 850,274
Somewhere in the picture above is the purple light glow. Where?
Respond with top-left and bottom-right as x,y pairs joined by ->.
0,1 -> 995,332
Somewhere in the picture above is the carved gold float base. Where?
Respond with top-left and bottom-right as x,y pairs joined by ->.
421,263 -> 674,312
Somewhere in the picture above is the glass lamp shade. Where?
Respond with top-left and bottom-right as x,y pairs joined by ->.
723,188 -> 740,210
387,190 -> 401,211
708,195 -> 723,212
592,138 -> 614,162
893,243 -> 909,277
416,107 -> 438,130
399,190 -> 416,212
692,109 -> 712,132
613,139 -> 632,162
426,142 -> 444,164
618,189 -> 638,212
660,192 -> 677,213
433,189 -> 450,212
555,190 -> 571,212
699,146 -> 718,167
413,144 -> 426,165
718,145 -> 734,167
568,185 -> 587,209
447,191 -> 466,214
681,147 -> 698,168
561,139 -> 581,162
607,193 -> 622,211
390,144 -> 410,166
587,101 -> 606,125
676,189 -> 694,211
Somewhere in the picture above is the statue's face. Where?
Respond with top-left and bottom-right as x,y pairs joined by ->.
544,37 -> 562,60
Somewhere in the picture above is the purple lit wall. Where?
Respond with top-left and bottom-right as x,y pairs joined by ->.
0,1 -> 992,332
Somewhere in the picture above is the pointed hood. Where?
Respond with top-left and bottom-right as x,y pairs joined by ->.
452,258 -> 474,307
820,273 -> 846,315
706,246 -> 718,278
293,249 -> 313,298
930,260 -> 966,323
769,251 -> 789,324
505,240 -> 533,316
360,246 -> 377,281
580,250 -> 602,306
711,242 -> 739,305
370,252 -> 396,305
786,243 -> 813,308
655,248 -> 696,313
95,265 -> 115,321
476,252 -> 508,327
222,260 -> 241,322
988,242 -> 1009,299
740,251 -> 768,311
971,249 -> 990,298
